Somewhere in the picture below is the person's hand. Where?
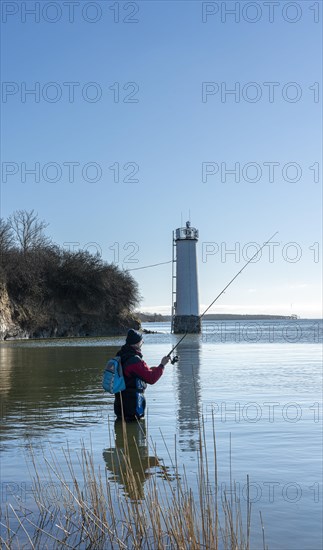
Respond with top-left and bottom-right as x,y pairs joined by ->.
161,356 -> 170,366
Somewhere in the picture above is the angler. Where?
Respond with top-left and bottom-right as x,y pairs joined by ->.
114,329 -> 170,422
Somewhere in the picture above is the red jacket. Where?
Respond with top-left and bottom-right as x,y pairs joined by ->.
114,345 -> 164,420
123,356 -> 164,384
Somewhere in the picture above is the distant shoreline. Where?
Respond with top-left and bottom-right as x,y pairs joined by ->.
138,313 -> 300,322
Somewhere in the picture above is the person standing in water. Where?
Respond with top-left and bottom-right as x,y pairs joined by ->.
114,329 -> 170,421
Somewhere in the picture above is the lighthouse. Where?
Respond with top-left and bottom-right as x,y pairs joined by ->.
172,221 -> 201,334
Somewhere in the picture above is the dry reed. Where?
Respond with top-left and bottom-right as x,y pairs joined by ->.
0,414 -> 268,550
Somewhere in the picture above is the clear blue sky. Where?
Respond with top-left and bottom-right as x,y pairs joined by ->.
1,1 -> 322,318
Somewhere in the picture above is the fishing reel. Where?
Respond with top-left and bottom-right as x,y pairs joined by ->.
170,355 -> 179,365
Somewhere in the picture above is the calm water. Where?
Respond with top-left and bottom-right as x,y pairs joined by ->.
0,319 -> 322,549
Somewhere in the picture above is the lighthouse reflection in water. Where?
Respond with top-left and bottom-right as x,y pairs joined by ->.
175,335 -> 201,453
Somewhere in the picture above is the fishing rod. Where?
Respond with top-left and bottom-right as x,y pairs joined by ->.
167,230 -> 279,363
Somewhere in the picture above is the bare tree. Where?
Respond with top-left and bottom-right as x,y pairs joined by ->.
8,210 -> 50,252
0,218 -> 14,252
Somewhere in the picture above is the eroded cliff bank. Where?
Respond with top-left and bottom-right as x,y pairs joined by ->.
0,280 -> 140,340
0,282 -> 28,339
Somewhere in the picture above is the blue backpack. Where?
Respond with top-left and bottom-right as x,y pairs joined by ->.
102,356 -> 126,394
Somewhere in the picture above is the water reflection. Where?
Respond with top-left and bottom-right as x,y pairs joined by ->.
103,419 -> 160,500
175,335 -> 202,453
0,346 -> 14,396
0,344 -> 115,445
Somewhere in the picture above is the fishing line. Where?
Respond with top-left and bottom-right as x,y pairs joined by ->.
128,261 -> 172,271
167,231 -> 279,361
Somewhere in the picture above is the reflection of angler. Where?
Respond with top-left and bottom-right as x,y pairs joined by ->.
167,231 -> 278,363
103,420 -> 159,500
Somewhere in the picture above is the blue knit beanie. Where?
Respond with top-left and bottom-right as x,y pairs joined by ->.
126,329 -> 143,346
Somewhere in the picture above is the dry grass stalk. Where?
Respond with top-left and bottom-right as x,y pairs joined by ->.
0,414 -> 268,550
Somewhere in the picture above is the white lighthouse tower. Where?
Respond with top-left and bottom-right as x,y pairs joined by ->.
172,221 -> 201,334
